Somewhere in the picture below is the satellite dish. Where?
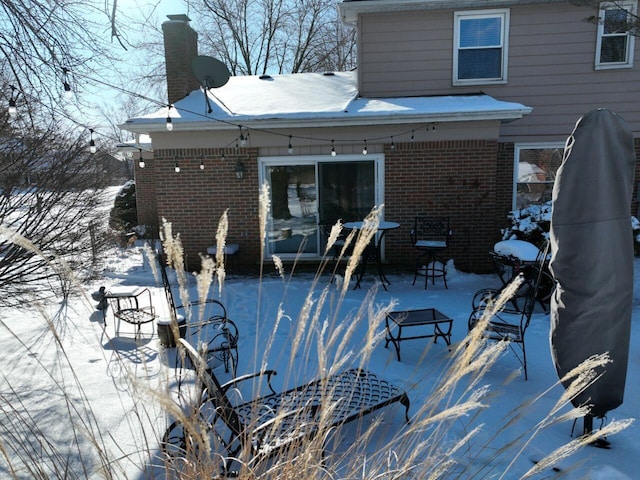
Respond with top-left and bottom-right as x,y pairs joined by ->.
191,56 -> 231,89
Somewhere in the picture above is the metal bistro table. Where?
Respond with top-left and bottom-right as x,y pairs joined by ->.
343,220 -> 400,291
385,308 -> 453,361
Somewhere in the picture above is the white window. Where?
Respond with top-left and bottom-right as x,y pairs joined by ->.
453,9 -> 510,86
595,1 -> 636,69
514,143 -> 564,209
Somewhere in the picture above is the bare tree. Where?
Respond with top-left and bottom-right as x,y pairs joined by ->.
0,114 -> 113,306
0,2 -> 159,305
194,0 -> 356,75
571,1 -> 640,35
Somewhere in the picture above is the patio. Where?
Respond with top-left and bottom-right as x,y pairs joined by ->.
72,244 -> 638,478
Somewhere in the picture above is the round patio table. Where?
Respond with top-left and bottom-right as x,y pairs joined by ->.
344,220 -> 400,290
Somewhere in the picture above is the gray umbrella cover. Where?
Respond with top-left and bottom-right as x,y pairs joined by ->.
549,108 -> 636,417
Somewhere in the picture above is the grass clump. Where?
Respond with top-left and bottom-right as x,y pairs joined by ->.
0,184 -> 633,479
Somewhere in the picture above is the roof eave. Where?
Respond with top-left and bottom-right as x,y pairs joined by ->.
120,108 -> 532,135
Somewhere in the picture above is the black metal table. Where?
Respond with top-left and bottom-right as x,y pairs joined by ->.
385,308 -> 453,361
344,220 -> 399,291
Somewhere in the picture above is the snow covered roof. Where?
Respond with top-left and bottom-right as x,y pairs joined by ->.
121,70 -> 532,133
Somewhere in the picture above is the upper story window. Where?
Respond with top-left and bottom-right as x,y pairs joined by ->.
595,1 -> 636,69
453,9 -> 510,86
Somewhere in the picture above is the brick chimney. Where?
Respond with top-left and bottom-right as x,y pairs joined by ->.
162,14 -> 200,105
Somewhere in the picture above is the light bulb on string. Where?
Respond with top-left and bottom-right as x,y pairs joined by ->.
410,130 -> 415,142
62,68 -> 73,98
89,129 -> 97,154
174,159 -> 180,173
8,85 -> 17,118
166,105 -> 174,131
200,157 -> 205,170
331,140 -> 336,157
288,135 -> 293,155
362,140 -> 368,155
390,137 -> 395,150
239,126 -> 246,146
138,149 -> 145,168
8,98 -> 17,118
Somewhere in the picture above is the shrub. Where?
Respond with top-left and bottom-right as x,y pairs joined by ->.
502,201 -> 640,255
501,202 -> 552,248
109,180 -> 137,234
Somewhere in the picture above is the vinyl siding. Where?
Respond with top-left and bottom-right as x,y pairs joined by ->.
358,2 -> 640,140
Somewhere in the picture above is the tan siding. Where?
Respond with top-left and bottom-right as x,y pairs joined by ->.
360,10 -> 453,95
358,2 -> 640,140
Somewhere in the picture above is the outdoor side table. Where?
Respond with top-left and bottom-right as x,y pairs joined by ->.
385,308 -> 453,361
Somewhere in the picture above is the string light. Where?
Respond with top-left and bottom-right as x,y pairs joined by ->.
8,85 -> 17,118
166,105 -> 174,131
174,158 -> 180,173
62,68 -> 72,98
89,128 -> 97,154
200,157 -> 205,170
138,148 -> 145,168
4,63 -> 442,171
288,135 -> 293,155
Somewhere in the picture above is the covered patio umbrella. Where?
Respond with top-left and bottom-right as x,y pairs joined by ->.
549,108 -> 635,444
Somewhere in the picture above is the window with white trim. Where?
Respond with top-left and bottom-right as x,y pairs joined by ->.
595,1 -> 636,68
453,9 -> 509,85
514,143 -> 564,209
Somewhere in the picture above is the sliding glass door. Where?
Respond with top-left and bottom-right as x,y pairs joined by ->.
261,156 -> 380,258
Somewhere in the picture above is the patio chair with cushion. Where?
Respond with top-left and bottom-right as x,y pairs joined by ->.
162,339 -> 410,475
411,216 -> 451,289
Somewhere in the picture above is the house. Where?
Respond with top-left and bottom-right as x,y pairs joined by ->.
121,1 -> 640,273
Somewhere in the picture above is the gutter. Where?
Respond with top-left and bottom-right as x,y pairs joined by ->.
120,107 -> 533,135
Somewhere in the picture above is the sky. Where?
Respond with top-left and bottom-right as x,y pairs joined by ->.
1,188 -> 637,478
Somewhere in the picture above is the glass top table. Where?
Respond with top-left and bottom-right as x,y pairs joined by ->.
385,308 -> 453,361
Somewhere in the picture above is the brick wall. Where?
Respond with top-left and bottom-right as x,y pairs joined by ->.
146,148 -> 260,270
135,158 -> 158,229
383,140 -> 500,273
138,139 -> 640,273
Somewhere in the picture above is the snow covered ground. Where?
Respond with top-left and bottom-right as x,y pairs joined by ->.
1,241 -> 637,479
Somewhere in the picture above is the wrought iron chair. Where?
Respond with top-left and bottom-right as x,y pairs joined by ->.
156,250 -> 239,376
467,242 -> 550,380
411,216 -> 451,289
